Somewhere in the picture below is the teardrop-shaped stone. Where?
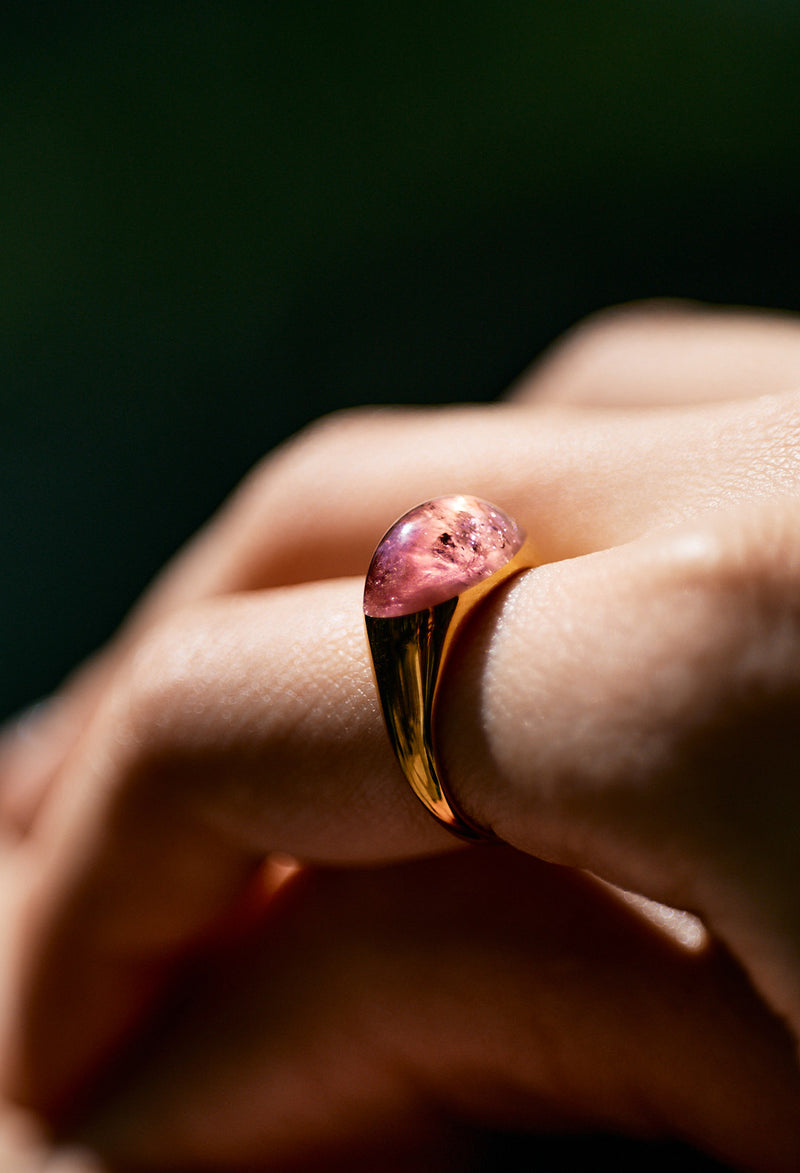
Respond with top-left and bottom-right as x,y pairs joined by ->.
364,495 -> 525,618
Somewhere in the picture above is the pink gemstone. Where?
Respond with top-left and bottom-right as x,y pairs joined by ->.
364,495 -> 525,618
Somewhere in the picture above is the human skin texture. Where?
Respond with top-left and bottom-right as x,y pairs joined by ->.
2,302 -> 800,1169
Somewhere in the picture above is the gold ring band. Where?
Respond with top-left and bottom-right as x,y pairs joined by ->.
364,496 -> 537,840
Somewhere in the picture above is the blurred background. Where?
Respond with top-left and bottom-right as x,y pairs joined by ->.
3,0 -> 800,717
2,2 -> 796,1167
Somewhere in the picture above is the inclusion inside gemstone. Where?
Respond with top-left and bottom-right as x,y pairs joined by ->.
363,495 -> 525,618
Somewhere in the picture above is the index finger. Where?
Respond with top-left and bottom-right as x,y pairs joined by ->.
0,579 -> 454,1117
6,363 -> 800,834
6,496 -> 800,1118
7,393 -> 800,1114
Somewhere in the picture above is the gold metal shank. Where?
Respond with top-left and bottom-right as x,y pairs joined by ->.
365,536 -> 537,840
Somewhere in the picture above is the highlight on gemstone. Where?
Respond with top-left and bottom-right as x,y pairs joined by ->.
363,495 -> 525,618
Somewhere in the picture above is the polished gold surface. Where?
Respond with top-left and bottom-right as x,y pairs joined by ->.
365,537 -> 537,840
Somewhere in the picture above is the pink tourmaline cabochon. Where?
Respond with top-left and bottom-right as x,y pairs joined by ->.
363,495 -> 525,618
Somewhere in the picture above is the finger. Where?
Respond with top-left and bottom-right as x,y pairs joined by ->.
0,579 -> 455,1116
441,496 -> 800,1036
77,852 -> 800,1172
6,494 -> 800,1116
7,383 -> 800,835
135,389 -> 800,595
7,300 -> 800,824
512,300 -> 800,407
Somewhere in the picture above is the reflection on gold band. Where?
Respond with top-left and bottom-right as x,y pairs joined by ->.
365,538 -> 537,841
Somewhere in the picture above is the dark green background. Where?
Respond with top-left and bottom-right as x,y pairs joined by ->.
2,3 -> 795,1167
4,0 -> 800,715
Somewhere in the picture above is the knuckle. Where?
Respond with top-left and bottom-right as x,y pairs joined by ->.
657,507 -> 800,686
558,299 -> 681,352
230,406 -> 413,527
566,298 -> 698,351
528,298 -> 700,402
251,406 -> 403,490
270,408 -> 378,491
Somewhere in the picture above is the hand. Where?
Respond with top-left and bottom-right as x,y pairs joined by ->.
2,301 -> 800,1169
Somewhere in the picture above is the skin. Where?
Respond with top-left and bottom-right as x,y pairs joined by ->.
1,301 -> 800,1169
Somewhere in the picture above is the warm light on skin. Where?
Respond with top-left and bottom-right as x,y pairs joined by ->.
614,887 -> 708,951
3,305 -> 800,1167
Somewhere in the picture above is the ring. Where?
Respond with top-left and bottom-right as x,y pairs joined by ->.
364,495 -> 537,840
